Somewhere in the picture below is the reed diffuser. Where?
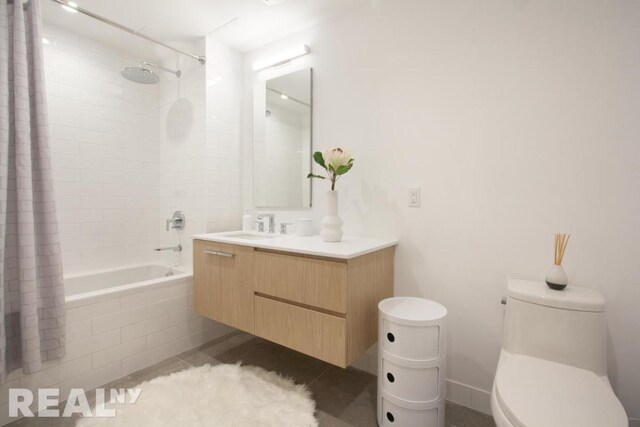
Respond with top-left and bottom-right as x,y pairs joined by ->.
545,233 -> 571,290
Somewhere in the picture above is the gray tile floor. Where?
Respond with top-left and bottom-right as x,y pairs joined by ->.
8,332 -> 495,427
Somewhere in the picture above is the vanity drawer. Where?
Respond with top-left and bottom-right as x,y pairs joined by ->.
254,250 -> 348,313
254,296 -> 347,367
193,240 -> 254,333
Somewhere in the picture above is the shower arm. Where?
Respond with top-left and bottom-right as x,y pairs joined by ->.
47,0 -> 206,65
141,62 -> 181,78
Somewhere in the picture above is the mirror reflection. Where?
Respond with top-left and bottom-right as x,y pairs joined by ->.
253,68 -> 312,208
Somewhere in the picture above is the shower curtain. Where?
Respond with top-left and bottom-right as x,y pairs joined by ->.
0,0 -> 65,381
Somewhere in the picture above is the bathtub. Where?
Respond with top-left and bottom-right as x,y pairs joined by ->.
65,263 -> 192,304
0,263 -> 233,426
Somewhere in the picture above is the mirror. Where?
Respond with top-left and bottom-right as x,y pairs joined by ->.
253,68 -> 312,208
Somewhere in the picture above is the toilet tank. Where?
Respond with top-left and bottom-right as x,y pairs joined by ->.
503,280 -> 607,376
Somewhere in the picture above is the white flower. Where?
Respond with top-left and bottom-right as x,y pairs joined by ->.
323,147 -> 352,170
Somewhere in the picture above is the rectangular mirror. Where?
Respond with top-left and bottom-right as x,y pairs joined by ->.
253,68 -> 312,208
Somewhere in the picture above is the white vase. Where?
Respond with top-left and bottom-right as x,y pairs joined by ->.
320,190 -> 343,242
545,264 -> 568,290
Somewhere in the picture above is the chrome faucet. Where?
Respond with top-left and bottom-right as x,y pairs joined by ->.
280,222 -> 293,235
154,244 -> 182,252
257,213 -> 275,233
166,211 -> 185,231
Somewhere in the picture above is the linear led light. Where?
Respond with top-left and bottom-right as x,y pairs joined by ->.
252,45 -> 310,71
62,1 -> 78,13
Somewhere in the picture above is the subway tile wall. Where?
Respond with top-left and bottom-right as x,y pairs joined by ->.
44,24 -> 167,274
43,26 -> 243,273
0,276 -> 233,425
157,39 -> 208,267
6,25 -> 245,426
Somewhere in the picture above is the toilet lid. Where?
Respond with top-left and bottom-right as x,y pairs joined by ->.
496,354 -> 627,427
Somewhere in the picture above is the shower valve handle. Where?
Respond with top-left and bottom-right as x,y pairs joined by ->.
166,211 -> 185,231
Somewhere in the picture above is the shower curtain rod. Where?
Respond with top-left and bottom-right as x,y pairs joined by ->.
47,0 -> 206,64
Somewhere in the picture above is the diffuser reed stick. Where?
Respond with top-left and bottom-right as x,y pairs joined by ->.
546,232 -> 570,290
554,233 -> 570,265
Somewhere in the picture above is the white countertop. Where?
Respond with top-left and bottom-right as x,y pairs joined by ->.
192,231 -> 398,259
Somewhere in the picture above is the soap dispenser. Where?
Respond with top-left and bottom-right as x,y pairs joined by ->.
242,208 -> 253,232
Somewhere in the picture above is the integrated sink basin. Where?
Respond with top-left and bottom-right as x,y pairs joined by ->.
220,232 -> 277,240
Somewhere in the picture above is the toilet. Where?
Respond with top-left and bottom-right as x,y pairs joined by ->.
491,279 -> 628,427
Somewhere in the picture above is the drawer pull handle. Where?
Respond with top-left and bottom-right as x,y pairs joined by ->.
387,332 -> 395,343
386,372 -> 395,383
386,412 -> 394,422
204,250 -> 235,258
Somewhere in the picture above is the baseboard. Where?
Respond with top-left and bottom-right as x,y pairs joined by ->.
445,379 -> 492,415
350,348 -> 640,423
349,348 -> 493,416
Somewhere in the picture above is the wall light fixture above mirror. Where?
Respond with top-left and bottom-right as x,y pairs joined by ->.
252,45 -> 310,71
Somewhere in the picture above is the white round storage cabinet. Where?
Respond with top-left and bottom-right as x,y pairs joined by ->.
378,297 -> 447,427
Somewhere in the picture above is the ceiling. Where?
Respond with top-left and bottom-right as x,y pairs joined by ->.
41,0 -> 366,59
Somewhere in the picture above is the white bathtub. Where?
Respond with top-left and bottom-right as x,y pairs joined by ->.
0,262 -> 232,416
65,263 -> 191,303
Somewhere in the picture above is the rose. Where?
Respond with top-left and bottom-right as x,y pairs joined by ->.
307,147 -> 354,191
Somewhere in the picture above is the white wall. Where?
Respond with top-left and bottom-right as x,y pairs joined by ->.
203,39 -> 244,238
242,0 -> 640,420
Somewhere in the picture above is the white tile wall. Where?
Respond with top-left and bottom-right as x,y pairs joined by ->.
43,28 -> 242,274
43,24 -> 166,274
0,277 -> 233,426
6,23 -> 246,427
157,40 -> 208,267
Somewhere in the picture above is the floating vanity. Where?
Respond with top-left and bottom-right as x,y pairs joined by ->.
192,231 -> 397,367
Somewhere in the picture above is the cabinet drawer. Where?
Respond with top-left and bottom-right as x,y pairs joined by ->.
193,240 -> 254,333
380,394 -> 443,427
255,296 -> 347,367
381,357 -> 442,403
254,250 -> 347,313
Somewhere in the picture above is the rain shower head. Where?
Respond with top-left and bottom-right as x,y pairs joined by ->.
121,66 -> 159,84
121,61 -> 181,84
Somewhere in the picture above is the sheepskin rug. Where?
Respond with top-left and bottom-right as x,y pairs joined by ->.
76,364 -> 317,427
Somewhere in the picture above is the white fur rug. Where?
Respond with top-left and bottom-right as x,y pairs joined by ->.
77,364 -> 317,427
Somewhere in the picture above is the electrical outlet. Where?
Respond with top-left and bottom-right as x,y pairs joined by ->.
408,187 -> 421,207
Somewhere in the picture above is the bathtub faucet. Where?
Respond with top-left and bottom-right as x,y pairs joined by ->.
153,244 -> 182,252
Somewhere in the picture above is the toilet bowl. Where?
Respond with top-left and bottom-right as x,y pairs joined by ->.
491,280 -> 627,427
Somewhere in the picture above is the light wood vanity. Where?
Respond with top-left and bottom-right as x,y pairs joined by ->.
193,233 -> 396,368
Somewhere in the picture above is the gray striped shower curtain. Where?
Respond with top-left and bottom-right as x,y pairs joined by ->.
0,0 -> 65,382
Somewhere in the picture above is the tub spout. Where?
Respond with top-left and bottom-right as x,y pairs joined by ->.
153,244 -> 182,252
